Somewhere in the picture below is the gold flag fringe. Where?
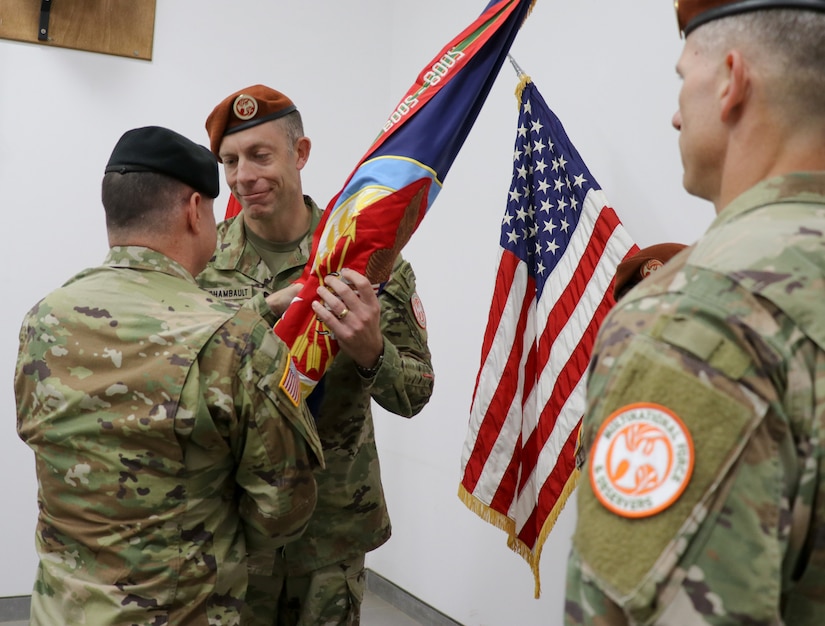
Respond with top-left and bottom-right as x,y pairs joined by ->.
458,483 -> 517,535
458,467 -> 581,599
525,0 -> 537,24
514,74 -> 532,108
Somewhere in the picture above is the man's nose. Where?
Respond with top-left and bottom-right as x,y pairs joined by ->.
235,157 -> 256,184
672,110 -> 682,131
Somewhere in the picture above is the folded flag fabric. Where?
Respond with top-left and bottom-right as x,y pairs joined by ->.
266,0 -> 538,394
459,75 -> 638,597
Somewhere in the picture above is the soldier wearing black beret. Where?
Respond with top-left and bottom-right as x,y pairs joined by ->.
15,125 -> 322,625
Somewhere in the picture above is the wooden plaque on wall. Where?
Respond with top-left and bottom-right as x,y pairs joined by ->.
0,0 -> 156,61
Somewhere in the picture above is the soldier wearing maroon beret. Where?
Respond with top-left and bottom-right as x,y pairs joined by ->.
565,1 -> 825,624
197,86 -> 434,626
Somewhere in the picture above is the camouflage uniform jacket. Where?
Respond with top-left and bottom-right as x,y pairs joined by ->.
196,196 -> 434,575
565,173 -> 825,625
15,246 -> 323,626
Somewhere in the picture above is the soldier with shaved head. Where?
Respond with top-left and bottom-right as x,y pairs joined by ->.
565,1 -> 825,624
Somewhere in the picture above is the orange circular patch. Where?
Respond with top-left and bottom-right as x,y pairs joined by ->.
589,402 -> 694,518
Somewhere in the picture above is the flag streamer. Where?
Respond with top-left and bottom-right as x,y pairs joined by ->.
459,78 -> 638,597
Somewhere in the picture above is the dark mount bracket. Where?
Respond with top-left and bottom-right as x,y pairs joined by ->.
38,0 -> 52,41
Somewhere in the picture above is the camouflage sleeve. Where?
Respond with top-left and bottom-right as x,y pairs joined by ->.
226,309 -> 323,552
564,548 -> 629,625
367,255 -> 434,417
244,292 -> 278,326
568,275 -> 809,625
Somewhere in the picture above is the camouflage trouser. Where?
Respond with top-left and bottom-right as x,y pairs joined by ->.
244,554 -> 366,626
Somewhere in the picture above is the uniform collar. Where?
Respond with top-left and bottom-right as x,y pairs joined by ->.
709,172 -> 825,230
210,195 -> 322,276
104,246 -> 195,283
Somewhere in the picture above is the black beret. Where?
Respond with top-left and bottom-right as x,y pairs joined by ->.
677,0 -> 825,35
105,126 -> 219,198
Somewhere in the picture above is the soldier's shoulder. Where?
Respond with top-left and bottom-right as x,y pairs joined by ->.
381,255 -> 418,300
217,214 -> 242,237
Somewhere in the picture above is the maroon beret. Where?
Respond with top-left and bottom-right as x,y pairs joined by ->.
205,85 -> 297,157
676,0 -> 825,36
613,243 -> 687,300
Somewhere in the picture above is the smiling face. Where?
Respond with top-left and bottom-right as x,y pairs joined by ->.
672,33 -> 729,205
217,119 -> 309,225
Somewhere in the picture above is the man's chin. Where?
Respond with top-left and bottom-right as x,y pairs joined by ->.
241,203 -> 271,219
682,176 -> 715,207
682,171 -> 700,198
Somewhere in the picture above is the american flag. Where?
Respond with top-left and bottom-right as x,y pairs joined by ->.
458,77 -> 637,597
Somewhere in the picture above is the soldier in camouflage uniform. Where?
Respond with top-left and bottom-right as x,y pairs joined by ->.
15,126 -> 323,626
565,2 -> 825,624
199,85 -> 434,625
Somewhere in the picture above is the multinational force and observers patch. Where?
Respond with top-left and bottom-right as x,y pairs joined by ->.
589,402 -> 694,518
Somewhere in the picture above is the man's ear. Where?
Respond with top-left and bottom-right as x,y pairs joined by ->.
720,49 -> 748,123
295,136 -> 312,171
184,191 -> 204,235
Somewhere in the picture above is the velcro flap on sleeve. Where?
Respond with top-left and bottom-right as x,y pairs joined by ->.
653,314 -> 751,380
573,333 -> 767,617
251,332 -> 324,465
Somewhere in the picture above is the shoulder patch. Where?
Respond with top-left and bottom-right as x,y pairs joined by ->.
590,402 -> 694,518
279,357 -> 301,407
410,291 -> 427,329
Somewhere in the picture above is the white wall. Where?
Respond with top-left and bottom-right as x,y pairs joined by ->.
1,1 -> 713,624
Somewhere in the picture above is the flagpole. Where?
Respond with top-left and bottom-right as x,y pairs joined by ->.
507,53 -> 527,78
507,54 -> 531,103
